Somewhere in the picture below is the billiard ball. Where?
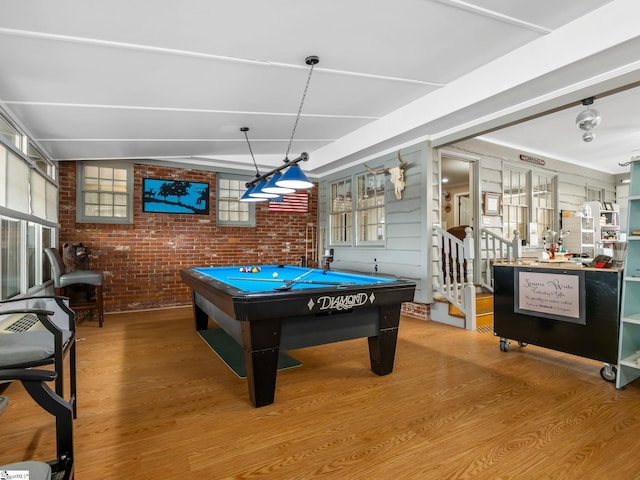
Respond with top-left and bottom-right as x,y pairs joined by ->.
251,267 -> 260,273
272,272 -> 279,278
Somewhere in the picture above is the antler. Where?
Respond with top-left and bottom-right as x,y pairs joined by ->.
364,150 -> 407,175
363,163 -> 388,175
397,150 -> 408,167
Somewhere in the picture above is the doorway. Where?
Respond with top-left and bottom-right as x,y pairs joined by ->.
441,156 -> 472,230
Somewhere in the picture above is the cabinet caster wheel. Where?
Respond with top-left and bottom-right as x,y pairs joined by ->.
499,338 -> 509,352
600,364 -> 617,383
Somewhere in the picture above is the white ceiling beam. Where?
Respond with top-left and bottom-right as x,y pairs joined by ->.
309,0 -> 640,168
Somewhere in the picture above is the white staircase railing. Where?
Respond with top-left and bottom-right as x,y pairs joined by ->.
480,228 -> 521,292
433,226 -> 475,323
433,226 -> 521,328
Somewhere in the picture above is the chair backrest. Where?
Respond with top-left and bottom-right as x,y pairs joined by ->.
0,369 -> 74,480
44,248 -> 65,287
0,296 -> 75,332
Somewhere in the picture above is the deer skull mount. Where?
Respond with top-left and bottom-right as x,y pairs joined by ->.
364,151 -> 409,200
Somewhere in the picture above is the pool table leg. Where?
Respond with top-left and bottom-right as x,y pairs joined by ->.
192,292 -> 209,331
240,318 -> 283,408
368,304 -> 402,375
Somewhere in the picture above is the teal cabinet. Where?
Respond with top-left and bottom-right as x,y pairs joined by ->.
617,159 -> 640,389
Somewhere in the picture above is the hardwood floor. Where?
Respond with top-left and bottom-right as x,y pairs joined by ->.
2,307 -> 640,479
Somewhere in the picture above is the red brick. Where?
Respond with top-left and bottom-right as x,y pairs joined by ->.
59,163 -> 319,313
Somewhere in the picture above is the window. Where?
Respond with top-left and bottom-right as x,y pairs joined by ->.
502,166 -> 556,245
329,179 -> 353,244
5,149 -> 30,214
28,141 -> 55,179
0,115 -> 21,151
0,110 -> 59,299
217,175 -> 254,226
329,173 -> 386,246
356,172 -> 385,244
503,168 -> 528,240
1,217 -> 21,298
77,162 -> 133,223
42,226 -> 52,283
27,222 -> 37,289
586,185 -> 604,203
532,173 -> 556,244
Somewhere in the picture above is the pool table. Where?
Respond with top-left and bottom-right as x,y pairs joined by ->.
180,265 -> 416,407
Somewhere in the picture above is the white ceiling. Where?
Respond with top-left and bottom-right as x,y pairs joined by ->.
1,0 -> 639,178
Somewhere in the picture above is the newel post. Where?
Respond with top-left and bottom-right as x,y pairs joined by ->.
512,230 -> 521,262
462,226 -> 476,330
463,227 -> 475,284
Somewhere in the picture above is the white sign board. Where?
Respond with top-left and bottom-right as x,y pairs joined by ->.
515,270 -> 586,324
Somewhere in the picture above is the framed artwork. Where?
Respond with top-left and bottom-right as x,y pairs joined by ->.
483,192 -> 501,215
603,202 -> 614,211
142,178 -> 209,214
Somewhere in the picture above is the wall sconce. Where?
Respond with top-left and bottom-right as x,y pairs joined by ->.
240,56 -> 319,202
576,97 -> 601,143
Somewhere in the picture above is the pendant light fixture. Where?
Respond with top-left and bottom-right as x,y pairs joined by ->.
239,183 -> 263,202
249,177 -> 280,199
261,171 -> 295,195
576,97 -> 601,143
240,56 -> 319,199
275,56 -> 318,190
239,127 -> 273,202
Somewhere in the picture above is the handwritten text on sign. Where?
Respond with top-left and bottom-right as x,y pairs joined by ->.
517,271 -> 580,319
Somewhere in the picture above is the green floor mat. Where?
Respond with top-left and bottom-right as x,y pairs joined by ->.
198,328 -> 301,379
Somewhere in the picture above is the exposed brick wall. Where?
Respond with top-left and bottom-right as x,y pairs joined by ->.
58,162 -> 319,313
401,302 -> 429,320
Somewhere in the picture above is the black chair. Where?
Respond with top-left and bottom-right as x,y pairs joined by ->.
0,296 -> 77,418
44,247 -> 104,327
0,369 -> 74,480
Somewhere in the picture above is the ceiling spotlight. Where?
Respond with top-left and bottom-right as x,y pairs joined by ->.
576,97 -> 601,131
582,131 -> 595,143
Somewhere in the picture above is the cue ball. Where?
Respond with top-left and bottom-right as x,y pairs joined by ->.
272,272 -> 279,278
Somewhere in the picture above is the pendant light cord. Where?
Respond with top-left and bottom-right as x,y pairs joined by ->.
241,127 -> 260,177
284,56 -> 318,161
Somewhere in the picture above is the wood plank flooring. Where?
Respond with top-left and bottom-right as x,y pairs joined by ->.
2,307 -> 640,479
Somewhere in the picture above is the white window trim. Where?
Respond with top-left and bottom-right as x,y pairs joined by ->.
216,174 -> 255,227
328,177 -> 354,246
328,172 -> 387,247
76,161 -> 134,224
0,109 -> 59,299
502,164 -> 558,244
355,171 -> 386,246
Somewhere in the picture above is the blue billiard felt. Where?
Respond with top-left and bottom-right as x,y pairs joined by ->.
193,265 -> 392,293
